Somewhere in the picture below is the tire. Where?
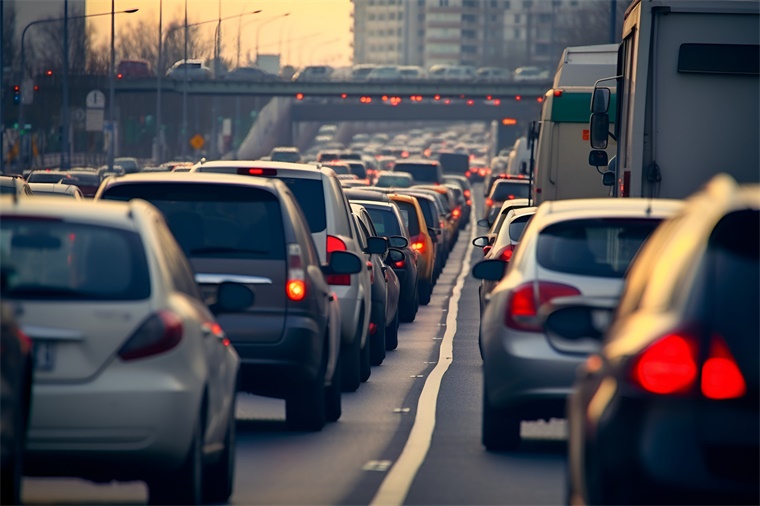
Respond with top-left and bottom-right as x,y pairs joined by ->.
360,334 -> 371,382
340,330 -> 361,393
325,351 -> 342,422
202,397 -> 236,504
149,416 -> 203,505
385,309 -> 399,351
418,278 -> 432,306
286,356 -> 326,431
370,308 -> 387,366
482,387 -> 521,452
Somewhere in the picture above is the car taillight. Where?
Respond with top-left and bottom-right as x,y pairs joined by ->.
326,235 -> 350,285
452,207 -> 461,218
287,243 -> 306,301
482,245 -> 492,256
494,244 -> 515,262
479,169 -> 488,176
369,322 -> 377,335
394,258 -> 405,268
119,311 -> 183,361
701,335 -> 746,399
629,331 -> 746,399
486,198 -> 493,207
464,189 -> 471,198
507,194 -> 515,200
504,281 -> 581,332
466,199 -> 472,206
465,170 -> 471,177
367,260 -> 374,284
410,234 -> 425,254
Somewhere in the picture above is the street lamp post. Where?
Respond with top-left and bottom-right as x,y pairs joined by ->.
172,8 -> 261,160
17,7 -> 137,170
255,13 -> 290,66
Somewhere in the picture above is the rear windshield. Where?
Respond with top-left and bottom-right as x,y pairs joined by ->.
375,175 -> 412,188
100,183 -> 285,260
438,153 -> 469,173
192,167 -> 328,233
347,163 -> 367,179
65,173 -> 101,185
393,163 -> 440,183
366,207 -> 403,236
537,218 -> 662,278
491,181 -> 530,201
27,172 -> 66,183
0,220 -> 150,300
394,200 -> 420,235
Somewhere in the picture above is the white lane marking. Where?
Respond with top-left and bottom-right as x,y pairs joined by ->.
369,214 -> 478,506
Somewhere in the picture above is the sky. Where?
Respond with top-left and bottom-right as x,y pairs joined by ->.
85,0 -> 354,69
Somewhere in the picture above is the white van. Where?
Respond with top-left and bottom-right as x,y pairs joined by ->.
428,64 -> 476,81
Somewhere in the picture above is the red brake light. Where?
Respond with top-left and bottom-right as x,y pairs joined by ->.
504,282 -> 581,332
237,167 -> 277,176
393,259 -> 405,268
452,207 -> 461,218
494,244 -> 515,262
119,311 -> 183,361
630,333 -> 698,395
367,260 -> 374,284
701,335 -> 746,399
463,189 -> 471,198
369,322 -> 377,335
465,170 -> 471,177
486,198 -> 493,207
287,244 -> 307,301
410,234 -> 425,254
326,235 -> 350,285
466,199 -> 472,206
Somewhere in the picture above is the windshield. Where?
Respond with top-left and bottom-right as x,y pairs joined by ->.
366,207 -> 403,236
490,181 -> 531,201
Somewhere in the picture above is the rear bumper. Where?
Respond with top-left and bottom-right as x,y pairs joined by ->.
24,364 -> 203,481
235,314 -> 324,397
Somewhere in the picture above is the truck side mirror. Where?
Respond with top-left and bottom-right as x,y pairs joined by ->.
602,171 -> 616,186
590,113 -> 610,149
589,150 -> 609,167
591,87 -> 611,114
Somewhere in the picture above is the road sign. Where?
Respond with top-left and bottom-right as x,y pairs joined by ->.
86,90 -> 106,109
189,134 -> 205,150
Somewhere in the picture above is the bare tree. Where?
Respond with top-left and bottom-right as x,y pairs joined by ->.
555,0 -> 628,49
27,15 -> 94,76
2,1 -> 18,79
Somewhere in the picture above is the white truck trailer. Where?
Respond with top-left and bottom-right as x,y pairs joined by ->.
589,0 -> 759,198
532,44 -> 619,205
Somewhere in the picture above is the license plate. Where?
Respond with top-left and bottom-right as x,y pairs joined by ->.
33,341 -> 55,371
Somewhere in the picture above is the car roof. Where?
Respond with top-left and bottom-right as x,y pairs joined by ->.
191,160 -> 328,180
97,170 -> 289,193
533,198 -> 684,224
0,195 -> 152,229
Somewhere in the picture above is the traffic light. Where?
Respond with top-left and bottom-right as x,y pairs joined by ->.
12,85 -> 20,105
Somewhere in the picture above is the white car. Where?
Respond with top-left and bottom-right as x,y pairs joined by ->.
0,196 -> 240,504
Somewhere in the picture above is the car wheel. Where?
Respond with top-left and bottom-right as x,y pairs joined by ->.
482,387 -> 521,452
385,309 -> 399,351
286,352 -> 327,431
149,415 -> 203,505
325,350 -> 342,422
340,323 -> 362,392
370,308 -> 386,366
418,278 -> 432,305
202,397 -> 236,503
360,333 -> 371,382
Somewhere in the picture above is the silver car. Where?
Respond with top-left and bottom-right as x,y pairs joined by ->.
472,198 -> 683,451
0,196 -> 240,504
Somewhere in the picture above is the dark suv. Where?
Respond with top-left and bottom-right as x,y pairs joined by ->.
95,172 -> 362,431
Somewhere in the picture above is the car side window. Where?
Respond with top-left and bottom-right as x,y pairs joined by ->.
154,218 -> 201,299
283,191 -> 319,266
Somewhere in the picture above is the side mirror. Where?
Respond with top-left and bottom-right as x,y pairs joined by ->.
591,87 -> 611,114
472,236 -> 489,247
590,113 -> 610,149
324,250 -> 363,275
477,218 -> 490,228
427,226 -> 441,237
589,150 -> 609,167
211,282 -> 255,314
388,235 -> 408,249
365,236 -> 388,255
385,247 -> 404,264
471,259 -> 507,281
539,296 -> 617,355
602,171 -> 616,186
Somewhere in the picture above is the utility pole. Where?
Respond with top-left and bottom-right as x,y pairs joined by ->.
107,0 -> 115,171
181,0 -> 188,160
609,0 -> 617,43
155,0 -> 163,164
1,1 -> 5,176
62,0 -> 70,169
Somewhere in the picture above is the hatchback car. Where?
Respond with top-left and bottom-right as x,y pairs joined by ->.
0,196 -> 240,504
96,172 -> 362,429
166,59 -> 213,80
472,198 -> 683,451
543,176 -> 759,505
190,160 -> 373,393
392,159 -> 444,186
483,178 -> 532,220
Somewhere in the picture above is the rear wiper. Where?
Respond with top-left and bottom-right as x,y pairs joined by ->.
189,247 -> 269,255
